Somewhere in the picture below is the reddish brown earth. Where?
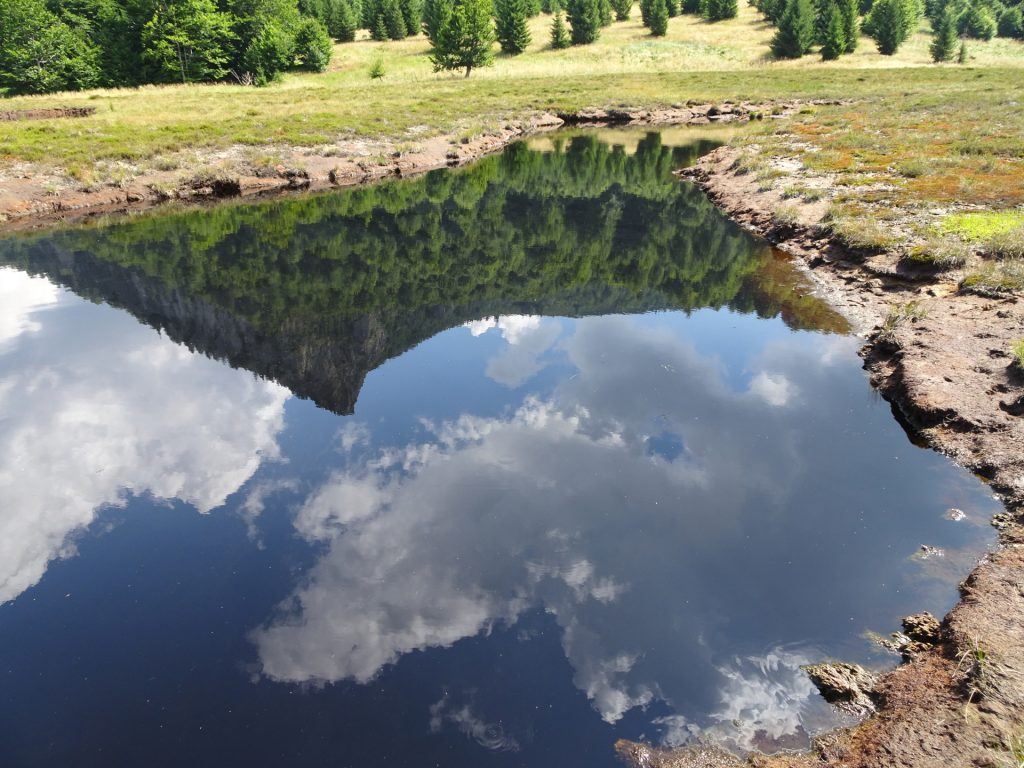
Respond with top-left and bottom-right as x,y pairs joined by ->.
613,147 -> 1024,768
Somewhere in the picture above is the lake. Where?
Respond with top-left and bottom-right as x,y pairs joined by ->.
0,129 -> 998,767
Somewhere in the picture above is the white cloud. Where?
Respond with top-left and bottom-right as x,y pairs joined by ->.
0,271 -> 288,604
0,268 -> 59,346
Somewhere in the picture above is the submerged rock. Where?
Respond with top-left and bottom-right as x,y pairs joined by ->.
802,662 -> 878,715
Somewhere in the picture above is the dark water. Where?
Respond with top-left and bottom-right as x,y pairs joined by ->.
0,131 -> 998,767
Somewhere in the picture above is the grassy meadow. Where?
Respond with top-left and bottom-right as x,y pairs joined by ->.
0,3 -> 1022,173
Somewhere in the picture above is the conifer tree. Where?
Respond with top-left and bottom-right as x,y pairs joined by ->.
868,0 -> 910,54
957,37 -> 967,61
839,0 -> 859,50
423,0 -> 452,40
567,0 -> 601,41
429,0 -> 494,74
599,0 -> 613,24
929,4 -> 956,60
383,0 -> 407,37
330,0 -> 358,40
400,0 -> 422,34
648,0 -> 668,32
610,0 -> 632,20
771,0 -> 814,56
639,0 -> 651,23
701,0 -> 737,20
550,6 -> 571,44
820,2 -> 845,56
495,0 -> 531,51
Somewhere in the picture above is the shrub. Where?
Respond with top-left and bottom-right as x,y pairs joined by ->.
1012,339 -> 1024,371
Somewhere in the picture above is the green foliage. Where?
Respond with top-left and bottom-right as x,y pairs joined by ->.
771,0 -> 815,57
141,0 -> 235,84
429,0 -> 495,75
867,0 -> 916,54
369,54 -> 386,76
384,0 -> 408,37
328,0 -> 358,39
998,5 -> 1023,38
550,7 -> 572,45
495,0 -> 532,52
648,0 -> 668,31
422,0 -> 451,39
599,0 -> 614,23
959,1 -> 995,38
930,5 -> 958,59
228,0 -> 304,84
840,0 -> 860,49
821,2 -> 846,56
0,0 -> 101,94
567,0 -> 602,41
610,0 -> 632,19
958,37 -> 967,61
701,0 -> 737,20
294,16 -> 332,70
400,0 -> 423,32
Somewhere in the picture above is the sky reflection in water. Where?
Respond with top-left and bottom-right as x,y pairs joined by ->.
0,131 -> 999,767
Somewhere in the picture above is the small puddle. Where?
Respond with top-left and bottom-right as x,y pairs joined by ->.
0,129 -> 998,766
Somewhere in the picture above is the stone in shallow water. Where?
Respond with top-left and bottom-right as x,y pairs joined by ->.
802,662 -> 878,716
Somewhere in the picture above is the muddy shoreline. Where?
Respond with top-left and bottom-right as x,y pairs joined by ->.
621,146 -> 1024,768
0,100 -> 832,232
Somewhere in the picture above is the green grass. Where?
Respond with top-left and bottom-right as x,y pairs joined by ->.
0,6 -> 1022,176
941,210 -> 1024,241
1013,339 -> 1024,370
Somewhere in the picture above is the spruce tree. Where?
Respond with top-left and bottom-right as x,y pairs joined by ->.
957,37 -> 967,62
648,0 -> 668,32
429,0 -> 495,74
840,0 -> 859,50
383,0 -> 407,37
929,4 -> 956,60
567,0 -> 601,41
611,0 -> 632,20
371,10 -> 389,37
423,0 -> 452,40
495,0 -> 531,52
702,0 -> 737,20
399,0 -> 422,34
820,2 -> 845,56
868,0 -> 910,54
639,0 -> 651,23
599,0 -> 613,24
550,6 -> 571,44
330,0 -> 358,39
771,0 -> 814,56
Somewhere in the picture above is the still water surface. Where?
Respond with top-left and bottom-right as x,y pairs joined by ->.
0,131 -> 999,767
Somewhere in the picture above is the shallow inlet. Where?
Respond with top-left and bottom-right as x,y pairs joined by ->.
0,130 -> 999,767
